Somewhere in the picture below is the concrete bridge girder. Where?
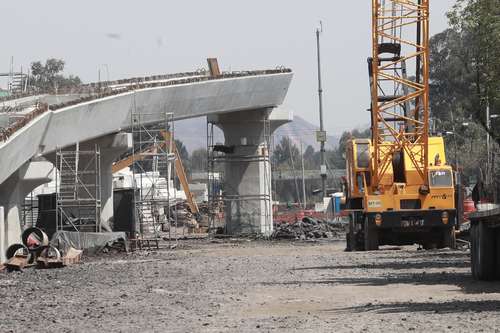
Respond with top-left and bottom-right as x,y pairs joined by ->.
0,73 -> 292,187
0,71 -> 293,252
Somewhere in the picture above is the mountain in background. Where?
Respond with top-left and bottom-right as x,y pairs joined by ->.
174,115 -> 340,153
275,115 -> 339,151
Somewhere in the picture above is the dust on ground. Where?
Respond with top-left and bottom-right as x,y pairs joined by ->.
1,239 -> 499,333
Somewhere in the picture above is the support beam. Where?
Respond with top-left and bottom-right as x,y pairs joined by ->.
0,206 -> 5,263
93,133 -> 132,231
209,108 -> 291,235
0,161 -> 53,261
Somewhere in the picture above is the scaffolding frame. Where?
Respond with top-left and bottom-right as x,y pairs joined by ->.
21,192 -> 38,229
55,144 -> 102,233
207,116 -> 273,234
131,104 -> 178,243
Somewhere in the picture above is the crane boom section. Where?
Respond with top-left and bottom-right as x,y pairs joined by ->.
370,0 -> 430,188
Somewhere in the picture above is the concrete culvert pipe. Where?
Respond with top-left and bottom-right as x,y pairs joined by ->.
5,243 -> 33,263
39,246 -> 61,261
21,227 -> 49,252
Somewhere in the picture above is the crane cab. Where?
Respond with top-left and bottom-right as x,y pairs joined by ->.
344,137 -> 456,250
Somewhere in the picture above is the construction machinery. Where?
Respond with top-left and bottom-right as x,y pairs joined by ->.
344,0 -> 456,250
468,205 -> 500,280
111,131 -> 200,217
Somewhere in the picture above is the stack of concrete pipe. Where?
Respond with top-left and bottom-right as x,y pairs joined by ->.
4,227 -> 60,266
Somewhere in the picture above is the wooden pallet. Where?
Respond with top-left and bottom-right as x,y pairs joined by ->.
5,256 -> 32,271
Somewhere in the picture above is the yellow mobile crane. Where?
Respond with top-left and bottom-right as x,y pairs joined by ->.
344,0 -> 456,251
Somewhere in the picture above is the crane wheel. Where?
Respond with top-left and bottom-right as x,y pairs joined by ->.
442,227 -> 456,249
495,229 -> 500,279
364,217 -> 379,251
345,214 -> 357,251
345,213 -> 366,251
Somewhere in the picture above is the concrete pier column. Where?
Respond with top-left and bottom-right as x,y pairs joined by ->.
0,207 -> 5,262
93,133 -> 132,231
0,161 -> 53,257
209,108 -> 291,236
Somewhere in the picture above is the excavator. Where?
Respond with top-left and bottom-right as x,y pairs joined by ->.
112,131 -> 200,218
344,0 -> 456,251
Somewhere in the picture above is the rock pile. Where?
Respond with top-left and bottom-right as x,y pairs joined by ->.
272,216 -> 347,240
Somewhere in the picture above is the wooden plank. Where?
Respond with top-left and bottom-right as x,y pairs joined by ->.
5,256 -> 29,270
207,58 -> 220,77
161,131 -> 200,214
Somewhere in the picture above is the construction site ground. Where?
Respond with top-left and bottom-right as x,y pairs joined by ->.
1,239 -> 499,332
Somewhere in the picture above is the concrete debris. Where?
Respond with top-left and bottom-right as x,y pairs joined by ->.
272,216 -> 347,240
168,201 -> 201,231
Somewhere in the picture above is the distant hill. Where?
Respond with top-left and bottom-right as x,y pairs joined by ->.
274,115 -> 339,151
174,115 -> 340,153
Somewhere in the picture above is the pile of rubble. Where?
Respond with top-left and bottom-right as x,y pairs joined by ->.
168,201 -> 199,230
272,216 -> 347,240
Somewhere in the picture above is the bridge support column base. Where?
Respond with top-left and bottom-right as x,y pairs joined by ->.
210,108 -> 290,236
0,161 -> 53,262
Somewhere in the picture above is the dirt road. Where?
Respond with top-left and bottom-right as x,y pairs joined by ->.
1,239 -> 499,332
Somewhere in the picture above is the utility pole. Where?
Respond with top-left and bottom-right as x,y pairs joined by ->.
449,110 -> 459,170
300,142 -> 307,209
487,102 -> 491,185
316,21 -> 327,198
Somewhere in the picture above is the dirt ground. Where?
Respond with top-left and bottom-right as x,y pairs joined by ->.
1,239 -> 500,333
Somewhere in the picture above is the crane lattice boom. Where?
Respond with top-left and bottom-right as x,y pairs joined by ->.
370,0 -> 430,188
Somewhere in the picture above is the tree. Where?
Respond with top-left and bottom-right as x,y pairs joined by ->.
302,145 -> 319,169
190,148 -> 207,172
303,145 -> 315,161
337,128 -> 371,157
428,0 -> 500,187
30,58 -> 81,92
174,139 -> 189,162
272,136 -> 300,169
446,0 -> 500,143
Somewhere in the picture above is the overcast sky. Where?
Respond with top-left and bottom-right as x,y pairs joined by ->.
1,0 -> 456,135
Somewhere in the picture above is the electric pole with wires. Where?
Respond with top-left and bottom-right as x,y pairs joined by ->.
316,21 -> 327,199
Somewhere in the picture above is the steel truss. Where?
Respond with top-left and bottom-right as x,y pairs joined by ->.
370,0 -> 430,186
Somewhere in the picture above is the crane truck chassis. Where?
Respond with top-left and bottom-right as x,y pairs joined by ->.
344,138 -> 457,251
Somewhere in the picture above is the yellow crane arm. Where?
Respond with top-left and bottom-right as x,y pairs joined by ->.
161,131 -> 199,215
112,154 -> 144,174
111,131 -> 200,215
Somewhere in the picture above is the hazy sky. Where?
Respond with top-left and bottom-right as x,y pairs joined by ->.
1,0 -> 456,135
